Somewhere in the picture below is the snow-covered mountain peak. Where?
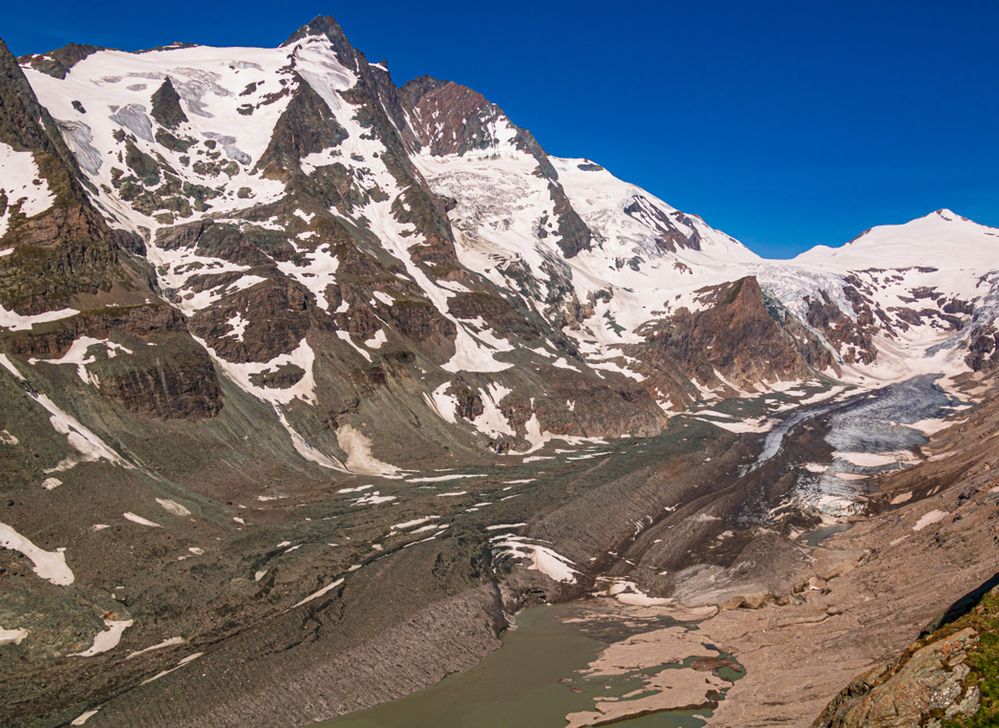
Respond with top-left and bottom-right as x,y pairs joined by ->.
281,15 -> 359,67
20,42 -> 305,233
794,209 -> 999,272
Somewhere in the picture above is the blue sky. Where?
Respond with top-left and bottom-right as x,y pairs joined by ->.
3,1 -> 997,257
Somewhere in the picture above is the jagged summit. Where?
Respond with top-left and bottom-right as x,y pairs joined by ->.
281,14 -> 360,71
283,14 -> 349,45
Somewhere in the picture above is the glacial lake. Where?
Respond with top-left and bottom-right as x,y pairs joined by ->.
315,602 -> 736,728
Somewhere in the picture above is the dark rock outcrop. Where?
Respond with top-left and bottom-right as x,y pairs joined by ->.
150,78 -> 188,129
17,43 -> 102,79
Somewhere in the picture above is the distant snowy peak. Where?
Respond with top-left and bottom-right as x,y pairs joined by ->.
794,209 -> 999,272
21,42 -> 304,232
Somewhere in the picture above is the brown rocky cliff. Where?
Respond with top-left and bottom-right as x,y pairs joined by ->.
0,39 -> 143,312
18,42 -> 102,79
639,276 -> 833,395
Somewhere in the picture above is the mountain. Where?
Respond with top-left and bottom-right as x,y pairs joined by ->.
8,19 -> 997,462
1,15 -> 998,728
782,208 -> 999,378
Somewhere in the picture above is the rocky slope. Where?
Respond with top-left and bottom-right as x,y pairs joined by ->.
1,13 -> 998,728
815,578 -> 998,727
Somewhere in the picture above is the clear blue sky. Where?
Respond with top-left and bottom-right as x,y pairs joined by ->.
3,1 -> 997,257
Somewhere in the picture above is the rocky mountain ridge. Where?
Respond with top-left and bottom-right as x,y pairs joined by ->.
4,16 -> 996,472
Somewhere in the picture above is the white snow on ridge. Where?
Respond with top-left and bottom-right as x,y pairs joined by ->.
156,498 -> 191,517
139,651 -> 203,686
71,619 -> 133,657
0,354 -> 132,471
123,512 -> 161,527
126,635 -> 186,659
196,336 -> 318,406
794,209 -> 999,272
407,473 -> 486,483
41,390 -> 132,472
392,516 -> 439,530
553,157 -> 759,268
424,382 -> 459,423
353,490 -> 396,506
913,509 -> 949,531
470,382 -> 515,438
24,44 -> 295,233
514,409 -> 607,455
491,534 -> 579,584
147,245 -> 265,316
420,130 -> 999,389
14,28 -> 999,430
292,36 -> 517,375
0,305 -> 80,332
69,709 -> 100,726
0,626 -> 29,645
277,244 -> 340,312
0,141 -> 55,238
273,406 -> 347,472
292,577 -> 345,608
417,149 -> 763,380
29,337 -> 132,385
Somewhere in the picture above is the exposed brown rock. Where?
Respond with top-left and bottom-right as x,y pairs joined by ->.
814,627 -> 980,727
150,78 -> 188,129
18,43 -> 102,79
639,276 -> 833,396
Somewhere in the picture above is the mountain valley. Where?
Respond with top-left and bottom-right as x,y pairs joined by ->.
1,15 -> 997,728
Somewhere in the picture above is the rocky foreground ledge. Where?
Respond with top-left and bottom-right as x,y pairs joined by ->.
816,577 -> 999,728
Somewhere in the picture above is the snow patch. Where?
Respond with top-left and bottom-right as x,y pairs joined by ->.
71,619 -> 133,657
913,509 -> 948,531
126,636 -> 185,659
492,534 -> 578,583
0,142 -> 55,238
123,512 -> 161,528
156,498 -> 191,517
292,577 -> 345,608
0,521 -> 74,585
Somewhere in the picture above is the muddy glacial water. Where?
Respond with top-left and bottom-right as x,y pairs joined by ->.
316,602 -> 739,728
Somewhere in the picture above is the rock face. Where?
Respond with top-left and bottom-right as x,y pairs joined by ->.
637,276 -> 834,393
0,39 -> 222,421
815,582 -> 999,728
